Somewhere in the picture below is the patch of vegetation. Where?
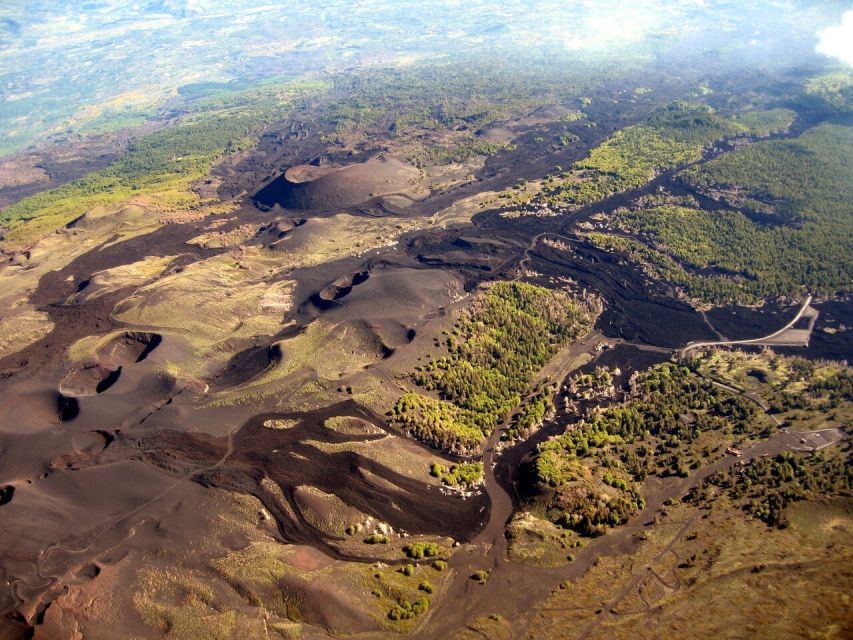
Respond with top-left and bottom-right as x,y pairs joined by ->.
558,132 -> 579,146
732,108 -> 796,137
388,597 -> 429,621
562,111 -> 586,122
439,462 -> 484,488
506,512 -> 582,567
323,415 -> 382,435
697,450 -> 852,528
470,569 -> 491,584
410,136 -> 514,168
403,542 -> 441,559
293,486 -> 366,537
696,349 -> 851,416
640,123 -> 853,301
541,102 -> 742,209
390,393 -> 485,453
389,282 -> 597,453
365,534 -> 389,545
0,79 -> 324,249
505,381 -> 558,441
534,362 -> 767,536
368,554 -> 451,630
803,369 -> 853,406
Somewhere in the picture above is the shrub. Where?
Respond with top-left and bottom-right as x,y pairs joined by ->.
471,569 -> 490,583
404,542 -> 440,559
432,560 -> 448,572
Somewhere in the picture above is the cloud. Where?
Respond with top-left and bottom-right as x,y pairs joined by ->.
816,10 -> 853,66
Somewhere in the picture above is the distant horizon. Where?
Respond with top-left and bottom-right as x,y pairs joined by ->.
0,1 -> 850,156
0,4 -> 851,638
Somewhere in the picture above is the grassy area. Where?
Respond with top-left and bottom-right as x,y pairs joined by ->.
368,558 -> 448,628
293,485 -> 368,537
526,497 -> 853,639
389,282 -> 598,453
506,512 -> 582,567
209,530 -> 451,633
134,566 -> 244,640
0,299 -> 53,360
127,487 -> 459,638
323,416 -> 383,436
698,449 -> 851,528
300,435 -> 446,485
112,252 -> 291,343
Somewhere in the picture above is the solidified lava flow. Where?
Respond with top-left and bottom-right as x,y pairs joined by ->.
1,11 -> 851,638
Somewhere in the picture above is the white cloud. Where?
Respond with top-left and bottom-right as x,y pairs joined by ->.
816,10 -> 853,66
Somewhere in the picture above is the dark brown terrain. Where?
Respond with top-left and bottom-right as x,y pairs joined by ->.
0,63 -> 850,640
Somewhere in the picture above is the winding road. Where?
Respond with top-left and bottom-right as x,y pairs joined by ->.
414,290 -> 839,639
414,397 -> 843,639
680,295 -> 816,358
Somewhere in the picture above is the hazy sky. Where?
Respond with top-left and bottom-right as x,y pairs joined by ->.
0,1 -> 851,153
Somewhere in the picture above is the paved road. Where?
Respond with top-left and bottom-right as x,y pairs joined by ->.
680,295 -> 814,358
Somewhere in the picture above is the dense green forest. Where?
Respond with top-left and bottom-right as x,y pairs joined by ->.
591,123 -> 853,304
731,107 -> 795,137
389,282 -> 597,453
683,123 -> 853,225
540,102 -> 743,209
674,123 -> 853,300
